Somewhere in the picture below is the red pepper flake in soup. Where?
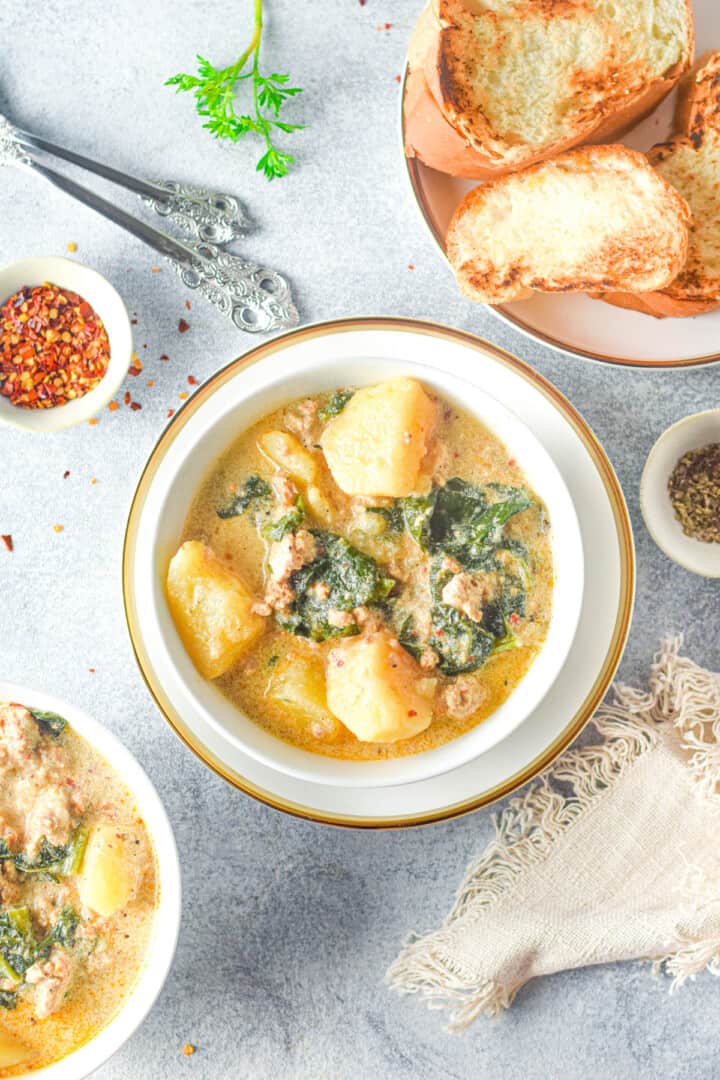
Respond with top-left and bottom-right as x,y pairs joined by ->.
0,283 -> 110,409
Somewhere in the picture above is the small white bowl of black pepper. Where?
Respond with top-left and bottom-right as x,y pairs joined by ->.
641,409 -> 720,578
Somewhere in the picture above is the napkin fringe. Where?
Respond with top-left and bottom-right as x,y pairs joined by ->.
387,637 -> 720,1029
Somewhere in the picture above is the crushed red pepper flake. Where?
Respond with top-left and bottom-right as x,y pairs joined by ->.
63,470 -> 70,479
53,524 -> 64,533
128,366 -> 142,377
159,354 -> 170,361
130,401 -> 142,411
130,318 -> 138,326
123,391 -> 131,405
67,242 -> 77,253
178,318 -> 190,334
185,299 -> 191,310
147,379 -> 154,387
187,375 -> 198,385
407,264 -> 415,271
88,418 -> 98,426
88,667 -> 95,673
0,283 -> 110,409
178,391 -> 189,400
167,408 -> 175,418
1,535 -> 13,552
151,267 -> 161,273
394,74 -> 401,82
108,401 -> 119,411
182,1044 -> 196,1057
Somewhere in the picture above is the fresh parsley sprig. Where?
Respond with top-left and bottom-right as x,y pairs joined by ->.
165,0 -> 303,180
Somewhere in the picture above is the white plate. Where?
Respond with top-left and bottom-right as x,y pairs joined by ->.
123,319 -> 634,827
0,684 -> 180,1079
401,0 -> 720,368
641,409 -> 720,577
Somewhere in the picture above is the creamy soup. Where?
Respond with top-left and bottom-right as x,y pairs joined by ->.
167,378 -> 554,760
0,703 -> 157,1076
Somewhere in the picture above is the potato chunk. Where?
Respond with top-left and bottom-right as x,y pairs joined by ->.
78,825 -> 136,918
259,430 -> 318,485
325,632 -> 433,743
166,541 -> 266,680
267,654 -> 344,742
321,378 -> 436,497
0,1030 -> 31,1068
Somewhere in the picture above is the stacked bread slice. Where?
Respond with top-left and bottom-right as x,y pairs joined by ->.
597,52 -> 720,317
446,145 -> 692,305
405,0 -> 694,179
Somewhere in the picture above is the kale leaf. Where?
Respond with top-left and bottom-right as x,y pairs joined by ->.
0,908 -> 38,981
0,989 -> 17,1009
318,389 -> 353,423
14,829 -> 87,881
277,530 -> 396,642
384,479 -> 532,570
44,907 -> 80,950
216,474 -> 271,519
29,709 -> 67,739
262,495 -> 305,541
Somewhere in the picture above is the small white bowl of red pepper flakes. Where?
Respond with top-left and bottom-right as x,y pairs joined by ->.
0,255 -> 132,432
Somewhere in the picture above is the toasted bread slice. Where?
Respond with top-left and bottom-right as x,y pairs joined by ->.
404,0 -> 694,179
599,53 -> 720,318
446,145 -> 690,305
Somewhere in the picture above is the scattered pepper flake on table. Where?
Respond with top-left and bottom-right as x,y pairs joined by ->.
130,401 -> 142,411
53,524 -> 64,533
123,391 -> 131,406
108,401 -> 119,411
63,470 -> 70,479
1,535 -> 13,552
66,241 -> 77,253
147,379 -> 154,388
167,408 -> 175,418
0,283 -> 110,409
187,375 -> 198,385
182,1044 -> 196,1057
88,418 -> 98,426
178,391 -> 189,400
160,354 -> 170,361
185,299 -> 191,310
178,318 -> 190,334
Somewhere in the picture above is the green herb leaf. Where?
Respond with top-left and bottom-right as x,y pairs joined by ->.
0,989 -> 17,1010
29,709 -> 67,739
216,474 -> 270,519
44,907 -> 80,950
278,530 -> 396,642
263,496 -> 305,541
165,1 -> 303,180
318,390 -> 354,423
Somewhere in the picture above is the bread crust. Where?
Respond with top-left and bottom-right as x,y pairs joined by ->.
447,145 -> 691,305
404,0 -> 694,179
598,52 -> 720,319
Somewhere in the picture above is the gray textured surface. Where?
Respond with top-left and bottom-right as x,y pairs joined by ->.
1,2 -> 719,1078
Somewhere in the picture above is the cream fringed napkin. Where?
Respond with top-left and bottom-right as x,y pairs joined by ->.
387,639 -> 720,1030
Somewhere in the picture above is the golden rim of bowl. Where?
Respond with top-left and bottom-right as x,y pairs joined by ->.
123,317 -> 635,829
399,67 -> 720,370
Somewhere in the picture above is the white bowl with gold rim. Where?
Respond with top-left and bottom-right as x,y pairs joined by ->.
0,682 -> 181,1079
124,324 -> 584,790
0,256 -> 132,433
641,410 -> 720,578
